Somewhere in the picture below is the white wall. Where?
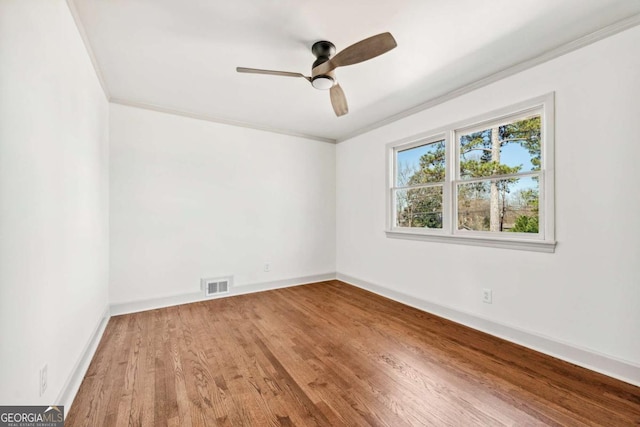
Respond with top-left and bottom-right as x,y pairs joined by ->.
337,26 -> 640,371
0,0 -> 109,406
109,104 -> 335,305
2,1 -> 636,409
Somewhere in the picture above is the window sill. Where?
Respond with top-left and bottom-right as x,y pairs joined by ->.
385,230 -> 556,253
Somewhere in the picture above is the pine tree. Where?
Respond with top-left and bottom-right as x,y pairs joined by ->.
400,116 -> 540,231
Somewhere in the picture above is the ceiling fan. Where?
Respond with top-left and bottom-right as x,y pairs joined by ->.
236,32 -> 397,117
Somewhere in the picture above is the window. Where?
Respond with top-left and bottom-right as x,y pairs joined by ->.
395,139 -> 446,229
386,93 -> 555,252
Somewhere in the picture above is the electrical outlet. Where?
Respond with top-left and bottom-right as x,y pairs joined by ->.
263,262 -> 271,272
40,364 -> 48,396
482,288 -> 492,304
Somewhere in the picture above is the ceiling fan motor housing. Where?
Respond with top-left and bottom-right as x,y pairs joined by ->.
311,40 -> 336,89
311,40 -> 336,60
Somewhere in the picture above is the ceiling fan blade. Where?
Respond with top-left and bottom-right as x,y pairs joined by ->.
313,32 -> 397,75
330,84 -> 348,117
236,67 -> 311,82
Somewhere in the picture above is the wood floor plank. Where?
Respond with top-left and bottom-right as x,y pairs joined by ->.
67,281 -> 640,426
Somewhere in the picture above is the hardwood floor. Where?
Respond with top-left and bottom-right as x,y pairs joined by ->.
66,281 -> 640,426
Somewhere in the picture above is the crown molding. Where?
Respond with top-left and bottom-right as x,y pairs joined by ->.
336,13 -> 640,143
65,0 -> 111,100
63,0 -> 640,143
110,98 -> 337,144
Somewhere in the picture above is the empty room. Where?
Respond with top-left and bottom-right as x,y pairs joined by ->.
2,0 -> 640,425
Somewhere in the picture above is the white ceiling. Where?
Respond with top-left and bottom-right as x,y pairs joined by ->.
72,0 -> 640,142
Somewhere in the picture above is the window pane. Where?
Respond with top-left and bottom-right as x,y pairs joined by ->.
459,115 -> 541,180
457,176 -> 539,233
396,140 -> 445,186
395,186 -> 443,229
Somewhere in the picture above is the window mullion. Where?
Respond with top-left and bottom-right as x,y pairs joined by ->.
392,182 -> 444,191
445,129 -> 455,234
456,171 -> 541,185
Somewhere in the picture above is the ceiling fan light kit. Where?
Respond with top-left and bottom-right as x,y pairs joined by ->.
236,32 -> 397,117
311,75 -> 335,90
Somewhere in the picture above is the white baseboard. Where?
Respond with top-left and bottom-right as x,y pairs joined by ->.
56,305 -> 111,416
109,272 -> 337,316
336,272 -> 640,388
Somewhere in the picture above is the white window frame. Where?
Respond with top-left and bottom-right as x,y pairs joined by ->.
385,93 -> 556,253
